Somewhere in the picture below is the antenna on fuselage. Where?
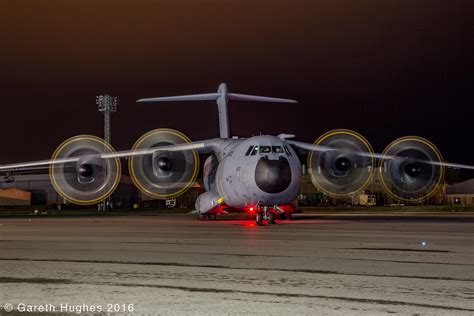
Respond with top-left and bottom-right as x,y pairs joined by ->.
136,83 -> 297,139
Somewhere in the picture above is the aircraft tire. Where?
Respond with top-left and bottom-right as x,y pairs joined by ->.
268,212 -> 276,225
256,212 -> 264,226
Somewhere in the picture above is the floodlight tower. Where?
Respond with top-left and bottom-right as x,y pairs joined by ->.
96,95 -> 118,211
96,95 -> 118,144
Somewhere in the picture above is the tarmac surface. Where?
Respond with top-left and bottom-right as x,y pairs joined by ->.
0,214 -> 473,315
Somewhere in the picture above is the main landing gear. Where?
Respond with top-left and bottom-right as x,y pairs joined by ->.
255,206 -> 277,226
279,212 -> 292,220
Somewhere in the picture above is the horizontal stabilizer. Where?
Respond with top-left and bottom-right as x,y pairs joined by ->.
137,93 -> 221,103
137,93 -> 297,104
228,93 -> 297,103
136,82 -> 298,138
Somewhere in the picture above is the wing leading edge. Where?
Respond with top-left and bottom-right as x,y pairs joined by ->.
0,141 -> 211,174
288,140 -> 474,170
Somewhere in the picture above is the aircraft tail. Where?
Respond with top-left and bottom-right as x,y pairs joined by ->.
137,83 -> 297,139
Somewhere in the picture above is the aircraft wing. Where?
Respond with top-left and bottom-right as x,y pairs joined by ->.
0,139 -> 218,174
288,140 -> 474,170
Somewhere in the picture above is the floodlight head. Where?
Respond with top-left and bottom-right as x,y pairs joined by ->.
97,95 -> 118,112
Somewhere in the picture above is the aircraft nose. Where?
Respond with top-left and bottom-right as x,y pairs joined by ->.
255,156 -> 292,193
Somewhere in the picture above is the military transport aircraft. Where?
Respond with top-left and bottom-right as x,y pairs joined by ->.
0,83 -> 472,225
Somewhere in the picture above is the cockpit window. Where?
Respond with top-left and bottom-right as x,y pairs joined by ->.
272,146 -> 284,154
259,146 -> 271,154
245,146 -> 254,156
247,145 -> 288,156
250,146 -> 259,155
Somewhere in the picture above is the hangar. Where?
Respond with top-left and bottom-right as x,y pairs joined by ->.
1,173 -> 469,208
0,188 -> 31,205
0,174 -> 139,207
446,179 -> 474,206
0,174 -> 200,209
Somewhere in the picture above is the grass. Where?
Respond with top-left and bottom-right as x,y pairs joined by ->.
0,206 -> 194,218
0,204 -> 472,218
298,205 -> 474,213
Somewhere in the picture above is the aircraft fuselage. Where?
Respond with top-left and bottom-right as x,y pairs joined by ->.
197,135 -> 301,214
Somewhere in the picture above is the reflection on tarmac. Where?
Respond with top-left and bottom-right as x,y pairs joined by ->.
0,214 -> 473,315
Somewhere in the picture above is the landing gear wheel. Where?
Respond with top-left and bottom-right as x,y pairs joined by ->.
256,212 -> 264,226
279,213 -> 287,220
268,212 -> 276,225
209,214 -> 217,221
199,214 -> 206,221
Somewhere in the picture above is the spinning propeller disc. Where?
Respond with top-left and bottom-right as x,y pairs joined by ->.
129,128 -> 199,199
379,136 -> 444,202
49,135 -> 121,205
308,129 -> 375,198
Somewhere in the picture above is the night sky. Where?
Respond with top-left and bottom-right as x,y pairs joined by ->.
1,1 -> 472,168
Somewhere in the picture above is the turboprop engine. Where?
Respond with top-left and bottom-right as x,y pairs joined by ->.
49,135 -> 121,205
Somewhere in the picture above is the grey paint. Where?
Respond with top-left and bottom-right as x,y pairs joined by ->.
213,135 -> 301,211
137,82 -> 296,139
216,83 -> 230,138
189,135 -> 302,214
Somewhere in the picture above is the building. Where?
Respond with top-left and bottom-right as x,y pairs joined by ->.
139,181 -> 203,209
0,174 -> 58,205
446,179 -> 474,206
0,173 -> 139,207
1,173 -> 464,208
0,173 -> 201,208
0,188 -> 31,205
298,173 -> 446,206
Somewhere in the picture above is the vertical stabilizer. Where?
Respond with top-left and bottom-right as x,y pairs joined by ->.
137,83 -> 297,139
216,83 -> 230,138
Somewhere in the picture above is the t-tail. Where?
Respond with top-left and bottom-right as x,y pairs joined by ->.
136,83 -> 297,139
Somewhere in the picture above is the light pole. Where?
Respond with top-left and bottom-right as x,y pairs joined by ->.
96,95 -> 118,211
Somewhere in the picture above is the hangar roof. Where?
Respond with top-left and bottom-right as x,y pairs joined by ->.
446,179 -> 474,195
7,174 -> 134,184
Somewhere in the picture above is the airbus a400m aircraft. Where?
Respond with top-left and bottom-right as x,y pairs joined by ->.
0,83 -> 472,225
